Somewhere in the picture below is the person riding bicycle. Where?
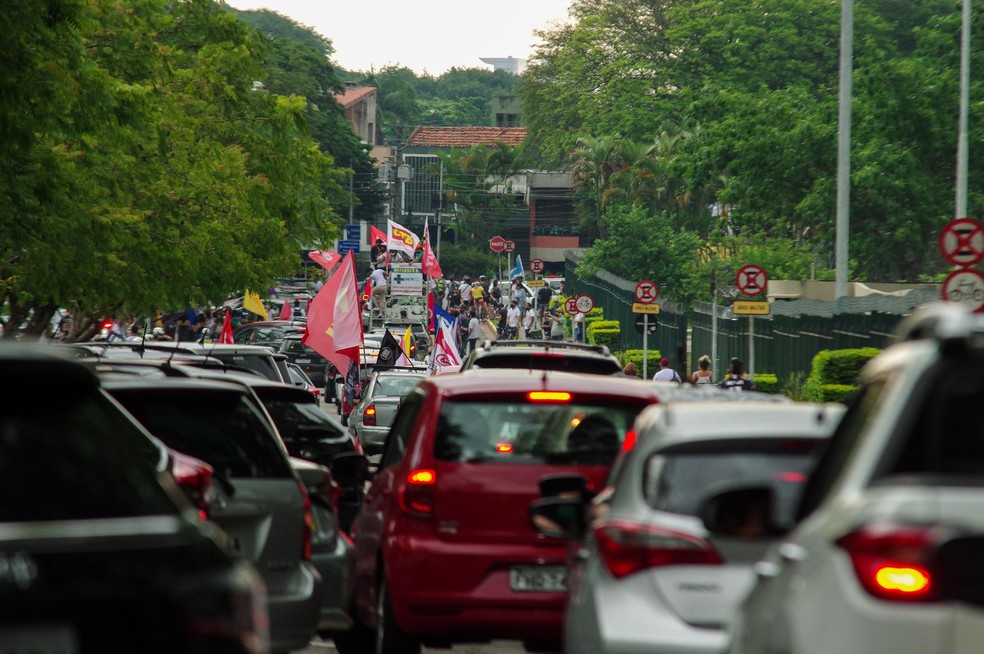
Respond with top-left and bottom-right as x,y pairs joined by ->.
470,282 -> 488,319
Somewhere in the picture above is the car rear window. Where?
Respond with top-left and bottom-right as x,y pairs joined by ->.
210,353 -> 281,381
434,400 -> 639,465
470,353 -> 621,375
643,440 -> 822,530
110,388 -> 293,479
373,375 -> 424,397
0,391 -> 177,521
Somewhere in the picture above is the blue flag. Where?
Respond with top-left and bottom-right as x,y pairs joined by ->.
434,303 -> 455,339
509,254 -> 524,280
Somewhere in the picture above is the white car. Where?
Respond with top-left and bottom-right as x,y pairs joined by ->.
727,302 -> 984,654
532,399 -> 844,654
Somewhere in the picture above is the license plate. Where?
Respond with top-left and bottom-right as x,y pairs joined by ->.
509,565 -> 567,592
296,358 -> 311,363
0,624 -> 79,654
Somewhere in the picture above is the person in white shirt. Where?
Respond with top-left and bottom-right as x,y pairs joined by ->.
369,266 -> 387,311
652,357 -> 682,383
521,302 -> 536,339
467,312 -> 482,353
506,300 -> 522,339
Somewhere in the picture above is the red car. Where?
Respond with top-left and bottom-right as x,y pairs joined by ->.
337,370 -> 663,654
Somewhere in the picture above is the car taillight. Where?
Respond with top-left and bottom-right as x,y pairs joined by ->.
171,451 -> 216,516
298,480 -> 313,561
594,520 -> 722,578
528,391 -> 571,402
363,404 -> 377,427
836,524 -> 936,601
398,468 -> 436,518
621,430 -> 637,452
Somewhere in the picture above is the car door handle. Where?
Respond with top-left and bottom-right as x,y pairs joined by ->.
778,543 -> 807,563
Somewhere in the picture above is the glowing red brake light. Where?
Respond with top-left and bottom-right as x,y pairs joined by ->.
363,404 -> 377,427
528,391 -> 571,402
399,469 -> 437,518
836,524 -> 936,601
621,430 -> 637,452
495,443 -> 513,454
594,520 -> 722,578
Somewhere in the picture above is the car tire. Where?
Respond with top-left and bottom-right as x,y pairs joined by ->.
332,613 -> 374,654
376,578 -> 420,654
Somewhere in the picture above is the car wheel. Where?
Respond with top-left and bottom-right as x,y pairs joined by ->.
376,578 -> 420,654
332,612 -> 374,654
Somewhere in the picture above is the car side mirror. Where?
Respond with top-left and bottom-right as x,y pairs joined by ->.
329,451 -> 370,486
529,496 -> 586,540
700,485 -> 784,538
290,457 -> 330,489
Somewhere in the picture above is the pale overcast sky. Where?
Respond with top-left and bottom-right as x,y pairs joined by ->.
223,0 -> 573,75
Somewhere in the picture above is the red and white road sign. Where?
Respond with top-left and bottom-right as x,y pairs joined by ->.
942,268 -> 984,313
939,217 -> 984,267
530,258 -> 544,274
634,280 -> 659,304
504,240 -> 516,253
575,294 -> 594,314
489,235 -> 506,253
736,264 -> 768,297
564,297 -> 579,315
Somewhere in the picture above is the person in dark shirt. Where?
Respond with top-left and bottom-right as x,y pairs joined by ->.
718,357 -> 755,391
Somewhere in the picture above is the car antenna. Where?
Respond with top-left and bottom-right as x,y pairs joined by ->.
138,317 -> 149,357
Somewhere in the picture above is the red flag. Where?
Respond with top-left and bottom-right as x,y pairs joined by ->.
421,215 -> 443,278
218,308 -> 234,344
308,249 -> 342,272
279,300 -> 293,321
369,224 -> 386,246
303,251 -> 364,374
428,291 -> 435,334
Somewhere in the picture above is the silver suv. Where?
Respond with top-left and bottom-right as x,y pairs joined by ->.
724,302 -> 984,654
459,340 -> 623,376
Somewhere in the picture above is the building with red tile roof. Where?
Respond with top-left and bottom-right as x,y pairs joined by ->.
334,83 -> 377,145
406,126 -> 527,148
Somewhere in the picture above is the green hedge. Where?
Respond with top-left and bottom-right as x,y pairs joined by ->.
752,373 -> 779,394
586,320 -> 619,340
814,384 -> 861,404
621,349 -> 662,371
590,328 -> 621,352
804,348 -> 880,402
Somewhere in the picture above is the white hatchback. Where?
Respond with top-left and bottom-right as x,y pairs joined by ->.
728,303 -> 984,654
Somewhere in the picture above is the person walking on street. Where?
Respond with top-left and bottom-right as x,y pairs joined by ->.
719,357 -> 755,391
536,284 -> 552,318
521,302 -> 536,339
549,311 -> 566,341
573,310 -> 585,343
692,355 -> 714,385
505,300 -> 521,340
652,357 -> 682,383
622,362 -> 639,378
467,311 -> 482,353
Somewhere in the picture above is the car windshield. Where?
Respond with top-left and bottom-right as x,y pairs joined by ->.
373,374 -> 424,397
471,352 -> 621,375
0,391 -> 176,521
643,440 -> 822,530
434,400 -> 640,466
110,388 -> 292,479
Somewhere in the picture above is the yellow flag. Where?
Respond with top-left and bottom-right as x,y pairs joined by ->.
402,326 -> 415,357
243,289 -> 269,321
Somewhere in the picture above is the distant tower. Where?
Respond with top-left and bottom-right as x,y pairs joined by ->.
479,56 -> 527,75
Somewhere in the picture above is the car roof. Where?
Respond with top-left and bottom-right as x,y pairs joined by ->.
632,401 -> 846,452
0,344 -> 100,390
419,368 -> 665,400
98,374 -> 254,394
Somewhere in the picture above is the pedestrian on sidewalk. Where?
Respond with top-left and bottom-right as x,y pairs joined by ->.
467,310 -> 482,353
506,300 -> 521,340
521,302 -> 536,339
549,311 -> 565,341
652,357 -> 682,383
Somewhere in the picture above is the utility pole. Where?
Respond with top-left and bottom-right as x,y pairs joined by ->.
956,0 -> 971,218
835,0 -> 854,300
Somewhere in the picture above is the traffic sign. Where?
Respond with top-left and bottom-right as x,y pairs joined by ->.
736,264 -> 768,297
338,239 -> 360,254
489,235 -> 506,253
733,300 -> 771,315
504,240 -> 516,253
530,258 -> 544,274
634,314 -> 658,335
344,224 -> 361,241
939,217 -> 984,267
942,268 -> 984,312
634,280 -> 659,304
575,294 -> 594,314
564,297 -> 579,315
632,303 -> 660,314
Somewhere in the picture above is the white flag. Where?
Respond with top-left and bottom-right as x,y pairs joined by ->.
387,219 -> 420,260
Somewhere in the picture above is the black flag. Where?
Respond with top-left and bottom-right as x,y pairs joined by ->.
376,329 -> 404,369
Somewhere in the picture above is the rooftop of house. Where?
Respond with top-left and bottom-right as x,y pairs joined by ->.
334,85 -> 376,108
406,126 -> 527,148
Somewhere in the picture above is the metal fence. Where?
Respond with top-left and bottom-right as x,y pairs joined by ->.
565,253 -> 942,383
